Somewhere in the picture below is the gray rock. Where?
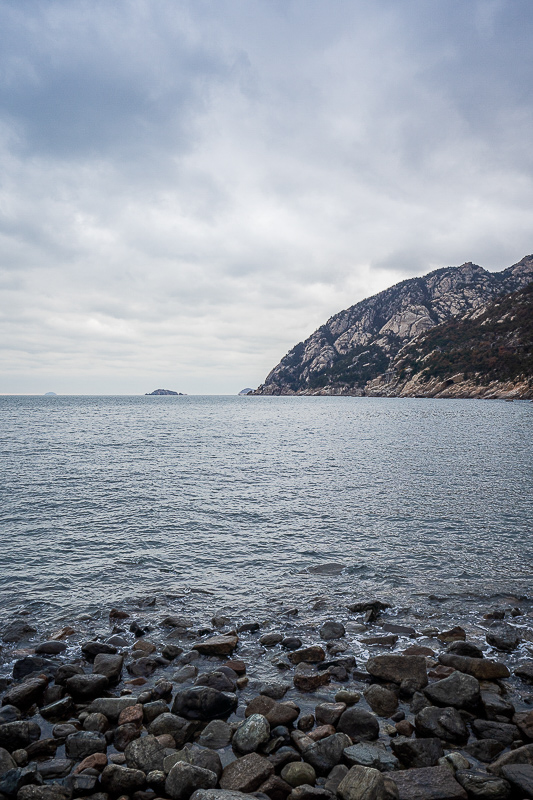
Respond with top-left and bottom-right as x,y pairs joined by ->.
324,764 -> 349,794
192,635 -> 239,656
337,708 -> 380,741
487,744 -> 533,776
83,712 -> 109,733
260,682 -> 290,700
424,671 -> 480,709
389,765 -> 467,800
143,699 -> 169,724
281,762 -> 316,788
0,706 -> 21,723
472,720 -> 520,746
64,773 -> 98,794
515,661 -> 533,683
232,714 -> 270,754
337,765 -> 388,800
303,733 -> 352,775
0,747 -> 16,776
447,642 -> 484,659
500,764 -> 533,797
125,734 -> 166,772
2,676 -> 47,709
174,665 -> 199,683
480,692 -> 514,720
40,697 -> 73,721
364,685 -> 398,717
148,712 -> 195,746
127,656 -> 158,677
438,654 -> 509,680
343,743 -> 399,772
260,633 -> 283,647
288,646 -> 326,665
315,702 -> 346,727
36,759 -> 73,779
65,673 -> 109,700
197,720 -> 233,750
220,752 -> 274,792
486,624 -> 521,652
34,641 -> 67,655
172,687 -> 238,721
391,737 -> 443,768
281,637 -> 302,650
366,655 -> 428,692
464,740 -> 505,763
455,769 -> 511,800
93,653 -> 124,681
195,671 -> 236,693
2,621 -> 36,643
88,696 -> 137,721
0,721 -> 41,751
81,640 -> 118,657
166,762 -> 218,800
320,622 -> 345,641
288,785 -> 336,800
185,744 -> 223,780
54,664 -> 84,685
100,763 -> 146,793
415,706 -> 468,744
64,731 -> 106,759
17,787 -> 70,800
191,791 -> 254,800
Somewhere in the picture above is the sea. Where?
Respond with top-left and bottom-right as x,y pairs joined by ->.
1,394 -> 532,639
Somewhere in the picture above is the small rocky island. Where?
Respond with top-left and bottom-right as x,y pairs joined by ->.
145,390 -> 185,396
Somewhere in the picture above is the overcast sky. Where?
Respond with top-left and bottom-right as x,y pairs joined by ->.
1,0 -> 532,394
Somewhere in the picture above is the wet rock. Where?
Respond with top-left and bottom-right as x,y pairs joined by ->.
320,622 -> 345,641
486,624 -> 521,652
395,721 -> 414,737
2,621 -> 36,643
424,671 -> 480,709
288,785 -> 333,800
191,792 -> 253,800
37,758 -> 73,779
26,738 -> 59,759
261,683 -> 290,700
464,740 -> 505,763
193,635 -> 239,656
65,673 -> 109,700
335,691 -> 361,706
54,664 -> 84,685
65,731 -> 107,759
500,764 -> 533,797
455,769 -> 511,800
293,664 -> 330,693
195,671 -> 236,693
127,656 -> 158,677
257,772 -> 293,800
515,709 -> 533,740
391,737 -> 443,768
175,665 -> 199,683
93,653 -> 124,682
101,763 -> 146,793
343,743 -> 399,772
238,622 -> 260,633
220,752 -> 274,792
303,733 -> 352,775
233,715 -> 270,754
40,697 -> 73,721
165,761 -> 218,800
64,772 -> 99,794
260,634 -> 283,647
315,703 -> 346,727
73,752 -> 108,774
248,697 -> 299,728
382,623 -> 417,637
3,676 -> 48,709
172,687 -> 238,721
280,763 -> 316,788
403,645 -> 434,657
88,696 -> 137,721
81,641 -> 118,658
281,638 -> 302,651
514,662 -> 533,684
366,655 -> 428,691
288,647 -> 326,665
438,654 -> 509,680
133,638 -> 157,654
148,712 -> 195,746
298,715 -> 315,732
346,601 -> 391,619
447,642 -> 484,658
197,720 -> 233,750
415,706 -> 468,744
162,615 -> 193,628
472,720 -> 520,746
337,765 -> 388,800
0,706 -> 20,723
361,635 -> 398,647
364,686 -> 398,718
437,627 -> 466,644
114,722 -> 141,750
143,700 -> 169,724
35,640 -> 68,656
52,723 -> 77,739
480,692 -> 514,721
83,712 -> 109,733
0,721 -> 41,751
17,786 -> 70,800
125,734 -> 166,772
390,765 -> 467,800
118,704 -> 144,727
324,764 -> 349,795
337,708 -> 379,742
163,644 -> 185,661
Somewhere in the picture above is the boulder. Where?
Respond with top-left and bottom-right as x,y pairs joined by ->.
391,737 -> 443,768
472,720 -> 520,746
293,664 -> 330,693
232,714 -> 270,754
197,720 -> 233,750
487,744 -> 533,776
127,656 -> 158,677
35,641 -> 67,655
438,653 -> 509,680
125,734 -> 166,772
337,708 -> 380,741
364,686 -> 398,717
415,706 -> 468,744
88,696 -> 137,721
101,764 -> 146,794
337,765 -> 388,800
81,641 -> 117,657
315,703 -> 346,727
455,769 -> 511,800
65,673 -> 109,700
464,739 -> 505,763
13,657 -> 56,680
93,653 -> 124,681
288,647 -> 326,665
172,687 -> 238,721
3,676 -> 48,709
390,765 -> 467,800
0,721 -> 41,751
148,712 -> 195,746
17,787 -> 70,800
447,642 -> 484,658
195,671 -> 236,693
515,662 -> 533,684
64,731 -> 106,759
343,743 -> 398,772
192,635 -> 238,656
260,633 -> 284,647
320,622 -> 345,641
437,627 -> 466,644
500,764 -> 533,798
280,762 -> 316,788
220,752 -> 274,792
302,733 -> 352,775
165,761 -> 218,800
366,656 -> 427,691
486,624 -> 520,652
246,696 -> 299,727
424,671 -> 480,709
191,792 -> 252,800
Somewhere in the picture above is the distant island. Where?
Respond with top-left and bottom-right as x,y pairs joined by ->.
145,389 -> 186,395
238,388 -> 253,395
44,392 -> 57,396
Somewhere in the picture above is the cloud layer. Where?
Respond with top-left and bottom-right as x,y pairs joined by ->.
1,0 -> 532,393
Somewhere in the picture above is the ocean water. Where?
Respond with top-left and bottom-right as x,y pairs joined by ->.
1,395 -> 532,632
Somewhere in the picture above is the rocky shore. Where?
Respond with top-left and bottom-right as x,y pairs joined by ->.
1,598 -> 533,800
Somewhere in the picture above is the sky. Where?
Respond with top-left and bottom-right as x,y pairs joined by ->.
1,0 -> 532,395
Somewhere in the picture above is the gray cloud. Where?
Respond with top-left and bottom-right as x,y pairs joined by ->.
0,0 -> 532,393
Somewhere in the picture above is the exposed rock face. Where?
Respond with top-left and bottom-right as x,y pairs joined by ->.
253,256 -> 533,397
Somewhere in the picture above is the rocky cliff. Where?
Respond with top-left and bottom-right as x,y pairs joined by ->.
254,255 -> 533,397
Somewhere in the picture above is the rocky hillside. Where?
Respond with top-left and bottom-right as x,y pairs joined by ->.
253,255 -> 533,396
366,282 -> 533,399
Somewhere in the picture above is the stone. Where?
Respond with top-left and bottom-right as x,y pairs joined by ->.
336,691 -> 361,706
73,752 -> 108,774
366,655 -> 427,691
282,637 -> 303,650
40,697 -> 73,721
0,747 -> 16,775
364,686 -> 398,717
303,733 -> 352,775
193,635 -> 238,656
191,792 -> 252,800
88,696 -> 137,721
320,622 -> 345,641
515,662 -> 533,684
175,665 -> 199,683
486,624 -> 521,652
197,720 -> 233,749
438,654 -> 509,680
81,641 -> 118,658
464,740 -> 505,763
37,759 -> 73,779
0,706 -> 21,723
361,635 -> 399,647
2,621 -> 36,643
472,720 -> 520,746
0,721 -> 40,751
172,687 -> 238,721
100,763 -> 146,793
382,623 -> 417,637
148,712 -> 195,746
125,734 -> 166,772
447,641 -> 484,658
233,714 -> 270,754
437,627 -> 466,644
246,696 -> 299,727
258,773 -> 293,800
516,709 -> 533,740
83,712 -> 109,733
415,706 -> 468,744
220,752 -> 274,792
163,644 -> 185,660
325,764 -> 349,795
288,786 -> 333,800
237,622 -> 260,633
337,765 -> 388,800
308,724 -> 336,741
315,703 -> 346,727
196,671 -> 236,693
403,645 -> 435,656
391,737 -> 443,768
165,761 -> 218,800
114,722 -> 141,751
481,692 -> 514,720
390,765 -> 467,800
65,673 -> 109,700
486,743 -> 533,776
143,700 -> 169,724
93,653 -> 124,681
17,787 -> 70,800
439,753 -> 470,772
343,743 -> 398,772
2,676 -> 48,709
35,641 -> 67,655
26,738 -> 58,759
424,671 -> 480,709
261,683 -> 290,700
260,634 -> 283,647
337,708 -> 379,741
455,770 -> 511,800
54,664 -> 84,684
65,731 -> 106,759
500,764 -> 533,797
293,664 -> 330,693
288,647 -> 326,665
281,763 -> 316,788
127,656 -> 158,677
118,703 -> 144,727
395,720 -> 414,737
133,638 -> 157,654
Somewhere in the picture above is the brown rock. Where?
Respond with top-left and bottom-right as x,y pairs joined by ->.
366,655 -> 428,691
73,753 -> 108,774
220,752 -> 274,792
315,702 -> 346,727
133,640 -> 157,655
487,743 -> 533,776
364,685 -> 398,717
438,653 -> 510,679
428,666 -> 456,680
109,609 -> 130,619
395,720 -> 414,737
224,660 -> 246,674
403,645 -> 435,657
258,773 -> 293,800
437,627 -> 466,644
2,676 -> 48,709
308,725 -> 336,741
245,695 -> 299,726
360,635 -> 398,647
390,765 -> 467,800
515,710 -> 533,740
118,704 -> 144,727
293,664 -> 330,693
288,647 -> 326,665
193,635 -> 239,656
50,626 -> 76,640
